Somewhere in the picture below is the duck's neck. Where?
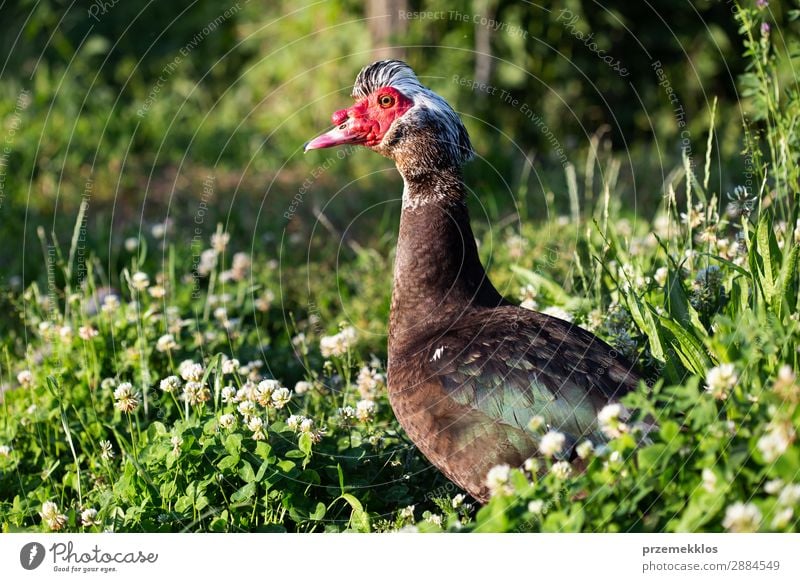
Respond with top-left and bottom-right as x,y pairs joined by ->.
388,167 -> 506,357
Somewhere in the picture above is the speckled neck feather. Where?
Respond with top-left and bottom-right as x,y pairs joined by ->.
389,168 -> 507,357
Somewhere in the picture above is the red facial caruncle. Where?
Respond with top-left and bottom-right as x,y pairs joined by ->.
305,87 -> 413,151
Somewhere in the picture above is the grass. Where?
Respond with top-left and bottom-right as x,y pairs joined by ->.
0,2 -> 799,533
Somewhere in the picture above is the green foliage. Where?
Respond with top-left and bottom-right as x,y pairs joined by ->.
2,0 -> 794,278
1,2 -> 799,533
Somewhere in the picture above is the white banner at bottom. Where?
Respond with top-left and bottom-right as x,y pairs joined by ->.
1,533 -> 798,581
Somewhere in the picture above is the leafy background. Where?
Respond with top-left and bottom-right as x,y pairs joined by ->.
0,0 -> 798,532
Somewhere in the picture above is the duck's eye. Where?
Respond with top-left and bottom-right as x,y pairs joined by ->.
378,94 -> 395,108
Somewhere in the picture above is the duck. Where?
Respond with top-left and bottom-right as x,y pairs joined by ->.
305,60 -> 641,502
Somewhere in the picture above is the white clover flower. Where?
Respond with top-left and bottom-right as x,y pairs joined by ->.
518,284 -> 537,304
238,400 -> 257,419
426,514 -> 443,526
319,335 -> 341,358
778,484 -> 800,507
78,325 -> 99,341
757,422 -> 795,462
101,294 -> 120,313
722,501 -> 762,532
299,418 -> 315,433
210,231 -> 230,253
485,464 -> 512,496
523,457 -> 540,474
294,380 -> 313,395
286,414 -> 306,432
764,479 -> 784,495
170,435 -> 183,456
148,285 -> 166,299
772,364 -> 799,401
695,226 -> 717,245
704,363 -> 738,400
356,366 -> 384,399
40,501 -> 59,520
256,379 -> 280,407
338,406 -> 356,422
776,365 -> 797,385
254,290 -> 275,312
213,307 -> 228,322
271,387 -> 292,409
17,370 -> 33,386
597,403 -> 629,438
131,271 -> 150,290
701,468 -> 717,493
221,358 -> 240,375
99,440 -> 114,461
539,430 -> 566,458
218,413 -> 237,430
183,381 -> 210,406
528,500 -> 545,515
654,266 -> 668,287
399,505 -> 415,520
236,381 -> 257,403
113,382 -> 139,413
156,334 -> 177,352
221,385 -> 236,403
80,508 -> 100,527
159,375 -> 181,394
198,249 -> 217,276
231,252 -> 250,281
527,415 -> 545,432
150,222 -> 167,238
576,440 -> 594,460
680,203 -> 704,229
319,326 -> 357,358
550,460 -> 572,480
0,444 -> 11,457
355,399 -> 377,422
772,507 -> 794,529
247,416 -> 266,441
451,494 -> 466,509
58,325 -> 73,341
40,501 -> 68,531
507,234 -> 527,260
124,237 -> 139,252
178,360 -> 204,382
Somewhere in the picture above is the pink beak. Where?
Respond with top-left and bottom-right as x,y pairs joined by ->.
304,106 -> 369,152
304,122 -> 364,152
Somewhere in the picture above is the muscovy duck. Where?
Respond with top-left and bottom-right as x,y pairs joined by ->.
305,60 -> 640,502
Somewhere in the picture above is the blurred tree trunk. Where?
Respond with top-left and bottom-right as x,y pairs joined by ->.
474,0 -> 494,90
366,0 -> 408,60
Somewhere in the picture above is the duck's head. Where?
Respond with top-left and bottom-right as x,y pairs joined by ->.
305,60 -> 473,173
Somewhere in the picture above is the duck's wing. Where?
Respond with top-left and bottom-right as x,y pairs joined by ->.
428,307 -> 641,458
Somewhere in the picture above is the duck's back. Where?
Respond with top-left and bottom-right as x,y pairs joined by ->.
387,305 -> 640,501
